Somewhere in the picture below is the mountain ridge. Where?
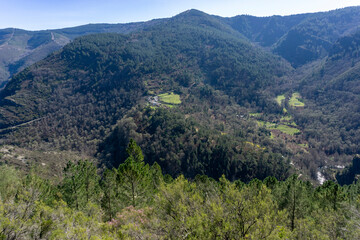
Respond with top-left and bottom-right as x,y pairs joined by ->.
2,6 -> 360,183
2,6 -> 360,88
0,12 -> 294,181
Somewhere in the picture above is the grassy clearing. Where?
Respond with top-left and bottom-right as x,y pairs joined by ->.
270,125 -> 300,135
257,120 -> 300,136
276,94 -> 286,105
289,122 -> 297,127
158,92 -> 181,105
256,120 -> 264,127
289,92 -> 305,107
281,116 -> 297,126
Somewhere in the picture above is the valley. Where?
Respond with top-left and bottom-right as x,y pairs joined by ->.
1,5 -> 360,239
1,7 -> 360,184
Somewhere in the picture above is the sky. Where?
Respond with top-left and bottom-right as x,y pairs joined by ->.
1,0 -> 360,30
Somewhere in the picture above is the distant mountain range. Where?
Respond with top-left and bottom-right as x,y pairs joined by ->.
2,7 -> 360,183
0,20 -> 162,88
1,7 -> 360,88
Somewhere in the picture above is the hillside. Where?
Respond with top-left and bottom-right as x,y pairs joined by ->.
273,7 -> 360,67
0,20 -> 163,88
2,8 -> 360,184
0,28 -> 67,88
3,6 -> 360,239
292,30 -> 360,174
0,10 -> 293,182
2,6 -> 360,89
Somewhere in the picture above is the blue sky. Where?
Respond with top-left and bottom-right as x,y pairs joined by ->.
1,0 -> 360,30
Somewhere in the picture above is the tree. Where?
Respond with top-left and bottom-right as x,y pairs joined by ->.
101,168 -> 121,221
219,176 -> 287,239
61,160 -> 101,210
154,175 -> 208,239
276,175 -> 312,231
315,180 -> 344,210
117,139 -> 151,208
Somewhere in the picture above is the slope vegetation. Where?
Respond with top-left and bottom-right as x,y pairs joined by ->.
0,11 -> 292,181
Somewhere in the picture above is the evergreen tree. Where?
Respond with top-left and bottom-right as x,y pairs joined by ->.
61,160 -> 101,210
117,139 -> 151,208
316,180 -> 344,210
277,175 -> 312,231
101,168 -> 121,221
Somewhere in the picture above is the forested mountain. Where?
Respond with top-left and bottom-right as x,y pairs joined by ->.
2,7 -> 360,183
2,6 -> 360,88
0,10 -> 292,182
2,6 -> 360,239
0,20 -> 163,88
273,7 -> 360,66
295,30 -> 360,161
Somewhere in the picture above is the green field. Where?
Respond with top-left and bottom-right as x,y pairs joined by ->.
158,92 -> 181,105
276,94 -> 286,105
289,92 -> 305,107
257,120 -> 300,135
272,124 -> 300,135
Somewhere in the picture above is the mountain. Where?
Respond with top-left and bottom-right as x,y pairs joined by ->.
273,7 -> 360,67
2,8 -> 360,240
2,7 -> 360,183
0,10 -> 293,181
295,30 -> 360,157
2,6 -> 360,89
0,10 -> 290,130
0,20 -> 164,88
0,28 -> 68,88
223,13 -> 310,47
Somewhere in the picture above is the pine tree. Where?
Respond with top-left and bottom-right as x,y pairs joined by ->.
61,160 -> 101,210
117,139 -> 151,208
101,168 -> 121,221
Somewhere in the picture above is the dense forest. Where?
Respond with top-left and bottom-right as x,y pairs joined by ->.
97,108 -> 290,182
2,7 -> 360,183
2,6 -> 360,87
1,141 -> 360,239
0,12 -> 294,183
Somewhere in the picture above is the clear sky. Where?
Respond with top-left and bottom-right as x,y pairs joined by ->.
1,0 -> 360,30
